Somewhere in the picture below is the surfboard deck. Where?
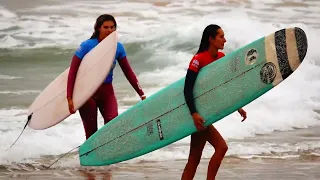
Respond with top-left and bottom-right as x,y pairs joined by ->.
79,27 -> 308,166
27,32 -> 118,130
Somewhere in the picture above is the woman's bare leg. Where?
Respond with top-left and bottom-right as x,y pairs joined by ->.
181,130 -> 207,180
205,125 -> 228,180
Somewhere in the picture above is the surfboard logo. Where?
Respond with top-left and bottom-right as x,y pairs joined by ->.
260,62 -> 277,84
146,122 -> 154,136
245,48 -> 258,65
157,119 -> 164,140
230,56 -> 240,72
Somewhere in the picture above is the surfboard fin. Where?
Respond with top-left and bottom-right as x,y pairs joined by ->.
5,113 -> 33,151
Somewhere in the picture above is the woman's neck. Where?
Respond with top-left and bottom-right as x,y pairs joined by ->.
98,36 -> 103,42
208,46 -> 218,59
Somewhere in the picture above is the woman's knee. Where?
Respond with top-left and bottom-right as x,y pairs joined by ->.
217,142 -> 228,155
102,99 -> 118,124
187,153 -> 202,166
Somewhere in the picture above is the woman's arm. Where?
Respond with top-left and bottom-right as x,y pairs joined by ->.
67,55 -> 81,99
118,56 -> 145,98
184,69 -> 199,114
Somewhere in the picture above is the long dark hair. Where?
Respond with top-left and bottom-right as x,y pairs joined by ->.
196,24 -> 221,54
90,14 -> 117,39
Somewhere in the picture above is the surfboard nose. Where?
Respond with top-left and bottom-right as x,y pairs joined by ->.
274,27 -> 308,80
294,27 -> 308,63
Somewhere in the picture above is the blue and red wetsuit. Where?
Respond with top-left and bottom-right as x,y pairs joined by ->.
67,38 -> 144,139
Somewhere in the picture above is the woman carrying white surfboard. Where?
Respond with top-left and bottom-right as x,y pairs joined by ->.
183,24 -> 247,180
67,14 -> 146,140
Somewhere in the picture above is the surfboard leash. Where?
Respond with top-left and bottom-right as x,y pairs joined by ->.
44,145 -> 80,170
5,113 -> 33,151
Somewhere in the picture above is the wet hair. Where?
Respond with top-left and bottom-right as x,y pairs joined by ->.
90,14 -> 117,39
196,24 -> 221,54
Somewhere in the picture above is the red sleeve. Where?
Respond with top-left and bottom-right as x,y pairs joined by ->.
188,55 -> 202,73
67,55 -> 81,98
118,57 -> 144,97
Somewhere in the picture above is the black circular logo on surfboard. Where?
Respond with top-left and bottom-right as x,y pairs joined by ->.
260,62 -> 276,84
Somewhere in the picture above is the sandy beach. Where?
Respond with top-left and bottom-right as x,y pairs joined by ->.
1,157 -> 320,180
2,125 -> 320,180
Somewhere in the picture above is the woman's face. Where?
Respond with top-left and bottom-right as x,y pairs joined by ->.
99,21 -> 116,40
210,28 -> 226,50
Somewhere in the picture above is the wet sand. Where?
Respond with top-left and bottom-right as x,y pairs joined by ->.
1,157 -> 320,180
1,126 -> 320,180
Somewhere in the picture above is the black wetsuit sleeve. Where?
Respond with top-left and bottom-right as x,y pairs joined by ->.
184,69 -> 199,114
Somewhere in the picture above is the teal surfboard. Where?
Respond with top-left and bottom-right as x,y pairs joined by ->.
79,27 -> 308,166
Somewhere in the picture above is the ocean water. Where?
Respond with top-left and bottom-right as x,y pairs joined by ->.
0,0 -> 320,171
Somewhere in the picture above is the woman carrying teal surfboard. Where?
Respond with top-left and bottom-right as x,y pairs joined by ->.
183,24 -> 247,180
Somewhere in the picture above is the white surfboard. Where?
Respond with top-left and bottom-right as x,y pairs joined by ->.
27,31 -> 118,130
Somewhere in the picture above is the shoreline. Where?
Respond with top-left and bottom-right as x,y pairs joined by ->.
1,157 -> 320,180
1,125 -> 320,180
